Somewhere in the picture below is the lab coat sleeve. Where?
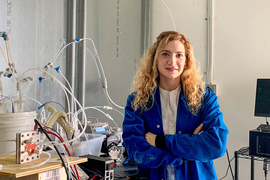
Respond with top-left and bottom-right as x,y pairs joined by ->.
165,90 -> 229,162
122,94 -> 183,168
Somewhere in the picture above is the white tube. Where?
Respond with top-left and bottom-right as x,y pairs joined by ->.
103,87 -> 124,109
31,41 -> 75,79
17,68 -> 71,122
0,80 -> 3,104
75,106 -> 119,130
6,41 -> 18,77
17,68 -> 87,145
0,151 -> 15,157
60,72 -> 77,117
83,38 -> 124,109
0,46 -> 17,83
0,151 -> 51,170
51,42 -> 75,64
206,0 -> 214,84
161,0 -> 177,31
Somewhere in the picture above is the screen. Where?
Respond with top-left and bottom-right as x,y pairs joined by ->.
255,79 -> 270,117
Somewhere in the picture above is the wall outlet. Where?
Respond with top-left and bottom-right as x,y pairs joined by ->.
206,84 -> 217,96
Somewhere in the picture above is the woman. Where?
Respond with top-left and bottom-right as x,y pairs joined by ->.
122,31 -> 228,180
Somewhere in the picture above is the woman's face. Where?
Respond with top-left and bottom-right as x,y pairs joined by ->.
157,40 -> 186,87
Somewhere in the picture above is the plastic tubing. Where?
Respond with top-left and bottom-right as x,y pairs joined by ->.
0,151 -> 15,157
0,46 -> 17,83
86,48 -> 102,81
4,95 -> 42,110
0,151 -> 51,170
31,41 -> 75,79
39,71 -> 87,145
22,95 -> 42,105
82,38 -> 124,109
59,72 -> 77,118
51,41 -> 75,64
46,131 -> 80,180
17,67 -> 86,146
46,143 -> 72,179
75,106 -> 119,130
103,87 -> 124,109
0,95 -> 14,113
160,0 -> 177,31
6,41 -> 18,77
94,106 -> 124,117
4,41 -> 11,66
17,68 -> 71,120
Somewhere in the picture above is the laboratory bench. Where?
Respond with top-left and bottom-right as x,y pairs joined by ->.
0,153 -> 87,180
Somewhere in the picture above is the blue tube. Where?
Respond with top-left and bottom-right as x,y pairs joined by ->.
38,103 -> 46,110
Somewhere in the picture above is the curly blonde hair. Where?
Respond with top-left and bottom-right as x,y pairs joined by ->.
132,31 -> 205,115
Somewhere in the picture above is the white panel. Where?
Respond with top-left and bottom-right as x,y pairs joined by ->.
150,0 -> 208,79
84,0 -> 143,128
0,0 -> 66,112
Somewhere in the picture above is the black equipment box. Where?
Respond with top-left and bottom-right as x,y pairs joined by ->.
79,155 -> 115,180
249,129 -> 270,157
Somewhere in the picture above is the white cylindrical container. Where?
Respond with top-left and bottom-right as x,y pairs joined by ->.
0,111 -> 36,154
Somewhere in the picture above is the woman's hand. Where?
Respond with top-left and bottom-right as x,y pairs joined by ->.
193,123 -> 203,134
145,132 -> 157,147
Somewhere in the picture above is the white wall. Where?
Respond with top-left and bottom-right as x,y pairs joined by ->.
0,0 -> 66,112
151,0 -> 270,179
84,0 -> 143,128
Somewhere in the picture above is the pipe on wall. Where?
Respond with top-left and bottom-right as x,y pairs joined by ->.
206,0 -> 214,84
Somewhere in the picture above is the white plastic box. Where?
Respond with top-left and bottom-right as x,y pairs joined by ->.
72,133 -> 106,157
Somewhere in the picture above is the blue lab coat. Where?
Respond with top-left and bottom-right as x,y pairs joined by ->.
122,87 -> 229,180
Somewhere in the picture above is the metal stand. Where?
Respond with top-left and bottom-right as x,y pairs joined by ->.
235,147 -> 266,180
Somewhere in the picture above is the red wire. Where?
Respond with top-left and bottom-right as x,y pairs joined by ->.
90,175 -> 100,180
45,130 -> 82,180
34,122 -> 82,180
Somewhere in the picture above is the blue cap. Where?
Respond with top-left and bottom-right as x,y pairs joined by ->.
38,77 -> 43,83
55,66 -> 60,72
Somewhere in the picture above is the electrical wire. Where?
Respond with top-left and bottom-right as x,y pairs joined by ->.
46,130 -> 81,180
226,149 -> 234,180
46,101 -> 67,113
219,156 -> 235,180
24,70 -> 88,146
34,119 -> 70,180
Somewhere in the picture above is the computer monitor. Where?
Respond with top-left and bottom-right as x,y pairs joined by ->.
255,79 -> 270,117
